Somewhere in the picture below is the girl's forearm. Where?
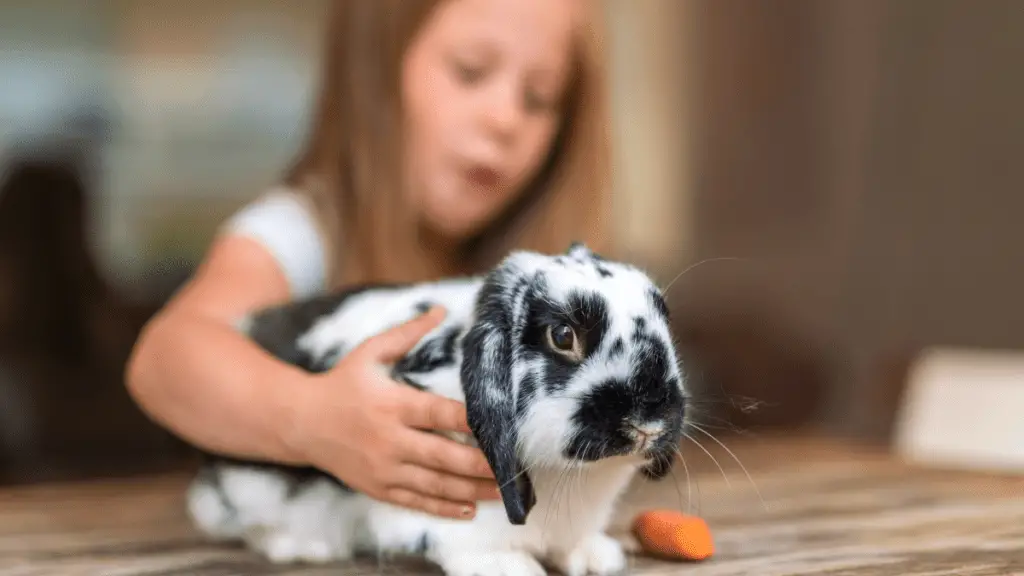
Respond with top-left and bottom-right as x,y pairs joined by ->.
125,311 -> 315,466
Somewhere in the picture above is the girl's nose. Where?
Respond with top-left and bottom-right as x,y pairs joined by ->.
483,83 -> 522,143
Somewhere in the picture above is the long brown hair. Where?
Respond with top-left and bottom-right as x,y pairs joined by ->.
284,0 -> 613,287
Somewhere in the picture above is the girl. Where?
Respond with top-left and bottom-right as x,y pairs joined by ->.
126,0 -> 613,522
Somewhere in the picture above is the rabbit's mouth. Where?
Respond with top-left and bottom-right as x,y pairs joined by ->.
560,422 -> 676,464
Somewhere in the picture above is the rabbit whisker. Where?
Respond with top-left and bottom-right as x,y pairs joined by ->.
688,422 -> 767,512
496,459 -> 540,493
684,432 -> 732,490
568,441 -> 592,537
670,444 -> 694,516
543,461 -> 572,539
658,256 -> 746,296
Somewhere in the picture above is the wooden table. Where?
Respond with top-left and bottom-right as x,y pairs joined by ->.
2,434 -> 1022,575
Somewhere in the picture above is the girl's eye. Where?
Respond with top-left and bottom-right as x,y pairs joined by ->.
452,60 -> 486,84
524,90 -> 557,113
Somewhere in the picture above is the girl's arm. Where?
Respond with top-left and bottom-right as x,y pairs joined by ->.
125,234 -> 311,464
125,234 -> 499,519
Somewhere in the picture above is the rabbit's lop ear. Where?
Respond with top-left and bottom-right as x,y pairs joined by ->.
460,269 -> 536,526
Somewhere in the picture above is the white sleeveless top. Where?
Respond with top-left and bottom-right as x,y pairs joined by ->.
220,188 -> 329,299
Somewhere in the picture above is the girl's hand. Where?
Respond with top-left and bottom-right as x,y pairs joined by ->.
291,306 -> 500,520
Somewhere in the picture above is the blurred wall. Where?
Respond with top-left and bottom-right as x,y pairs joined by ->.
681,0 -> 1024,439
103,0 -> 329,294
604,0 -> 695,273
836,0 -> 1024,438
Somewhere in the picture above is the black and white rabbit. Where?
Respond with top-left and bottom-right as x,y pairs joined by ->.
186,242 -> 689,576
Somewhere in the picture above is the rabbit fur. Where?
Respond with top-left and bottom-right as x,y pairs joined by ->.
185,242 -> 689,576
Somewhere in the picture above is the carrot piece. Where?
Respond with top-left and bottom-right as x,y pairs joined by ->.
631,509 -> 715,561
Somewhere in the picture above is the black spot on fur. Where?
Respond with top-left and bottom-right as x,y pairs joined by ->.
566,290 -> 611,354
648,287 -> 670,322
631,316 -> 654,345
517,372 -> 538,416
394,324 -> 461,374
633,342 -> 681,418
308,343 -> 344,373
395,374 -> 428,390
195,461 -> 237,518
245,282 -> 409,373
414,300 -> 432,315
243,297 -> 342,372
596,264 -> 613,278
608,337 -> 625,358
508,276 -> 532,332
633,316 -> 647,333
414,532 -> 431,554
565,380 -> 638,459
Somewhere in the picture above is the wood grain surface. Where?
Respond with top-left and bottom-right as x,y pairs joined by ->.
1,433 -> 1022,575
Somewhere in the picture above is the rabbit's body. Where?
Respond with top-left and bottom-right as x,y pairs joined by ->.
186,244 -> 688,576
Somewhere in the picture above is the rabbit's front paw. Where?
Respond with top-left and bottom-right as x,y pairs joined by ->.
438,550 -> 547,576
550,533 -> 628,576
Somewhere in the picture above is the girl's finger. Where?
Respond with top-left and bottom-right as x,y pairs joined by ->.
398,426 -> 495,480
392,385 -> 473,434
383,486 -> 477,520
394,462 -> 501,504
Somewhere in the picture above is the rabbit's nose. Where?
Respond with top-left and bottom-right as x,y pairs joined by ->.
628,423 -> 665,451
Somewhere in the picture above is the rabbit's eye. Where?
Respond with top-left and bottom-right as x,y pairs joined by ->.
550,325 -> 574,349
546,323 -> 583,361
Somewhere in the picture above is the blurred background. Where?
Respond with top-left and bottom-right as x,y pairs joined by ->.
0,0 -> 1022,486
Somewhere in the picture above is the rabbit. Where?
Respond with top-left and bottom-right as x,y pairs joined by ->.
185,242 -> 689,576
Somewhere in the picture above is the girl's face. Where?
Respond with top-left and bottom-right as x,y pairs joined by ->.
402,0 -> 577,241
